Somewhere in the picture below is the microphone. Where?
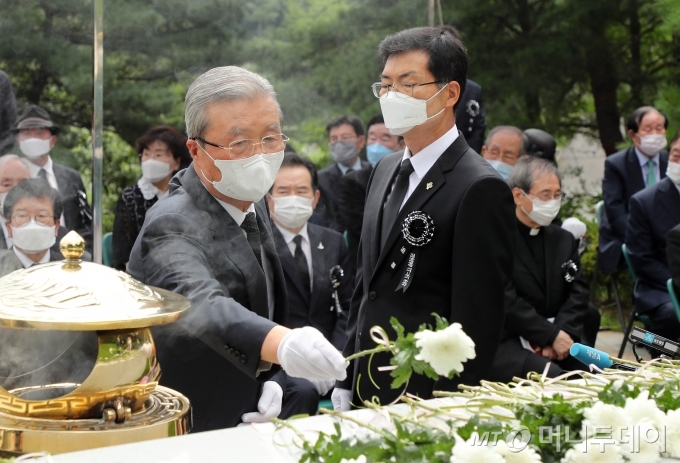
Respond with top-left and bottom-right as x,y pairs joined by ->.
569,343 -> 636,371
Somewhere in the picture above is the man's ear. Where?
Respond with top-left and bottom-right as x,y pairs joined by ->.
50,135 -> 58,149
54,219 -> 61,235
186,139 -> 201,162
6,221 -> 12,238
444,80 -> 461,109
511,187 -> 525,207
266,193 -> 275,214
356,135 -> 366,150
312,188 -> 321,210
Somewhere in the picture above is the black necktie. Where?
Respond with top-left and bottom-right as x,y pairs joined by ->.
38,169 -> 48,180
240,212 -> 263,268
293,235 -> 310,295
381,159 -> 414,249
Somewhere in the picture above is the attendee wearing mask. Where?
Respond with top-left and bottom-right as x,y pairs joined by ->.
339,115 -> 405,274
0,154 -> 31,249
127,66 -> 348,431
625,129 -> 680,342
489,156 -> 596,382
112,125 -> 192,270
481,125 -> 527,180
333,27 -> 515,411
315,115 -> 369,233
12,105 -> 93,250
0,178 -> 65,275
600,106 -> 669,276
267,153 -> 352,400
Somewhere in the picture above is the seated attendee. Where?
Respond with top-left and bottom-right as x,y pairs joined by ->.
490,156 -> 594,382
0,178 -> 65,275
668,223 -> 680,292
481,125 -> 527,180
339,115 -> 404,274
13,105 -> 93,250
600,106 -> 669,275
112,125 -> 192,270
0,154 -> 31,249
626,130 -> 680,341
316,115 -> 369,233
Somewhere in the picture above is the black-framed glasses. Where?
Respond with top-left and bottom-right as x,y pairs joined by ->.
371,81 -> 440,99
191,134 -> 289,159
11,213 -> 55,227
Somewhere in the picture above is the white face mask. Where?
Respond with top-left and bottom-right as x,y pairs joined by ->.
141,159 -> 172,183
667,161 -> 680,186
11,219 -> 56,253
272,195 -> 314,230
638,134 -> 667,156
379,86 -> 447,136
19,138 -> 52,160
198,144 -> 284,202
522,192 -> 561,227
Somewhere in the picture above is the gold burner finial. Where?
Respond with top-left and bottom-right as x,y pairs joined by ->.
60,230 -> 86,265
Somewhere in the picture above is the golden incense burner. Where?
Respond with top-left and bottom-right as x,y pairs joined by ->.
0,232 -> 192,454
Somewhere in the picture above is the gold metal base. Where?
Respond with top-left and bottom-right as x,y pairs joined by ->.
0,386 -> 191,455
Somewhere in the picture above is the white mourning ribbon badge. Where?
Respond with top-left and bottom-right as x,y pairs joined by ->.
562,259 -> 578,283
394,211 -> 435,293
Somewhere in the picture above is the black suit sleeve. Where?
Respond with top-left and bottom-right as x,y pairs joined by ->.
553,242 -> 590,341
435,175 -> 515,390
329,237 -> 351,350
138,211 -> 280,382
602,157 -> 628,242
465,88 -> 486,153
112,191 -> 133,270
668,224 -> 680,290
504,284 -> 561,347
339,172 -> 366,242
627,192 -> 671,290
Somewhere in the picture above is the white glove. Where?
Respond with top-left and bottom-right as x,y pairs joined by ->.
241,381 -> 283,423
309,377 -> 336,396
331,387 -> 352,412
277,326 -> 349,381
562,217 -> 587,240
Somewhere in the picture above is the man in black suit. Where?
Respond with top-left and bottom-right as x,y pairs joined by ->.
489,156 -> 593,382
127,66 -> 348,431
668,223 -> 680,293
626,130 -> 680,341
454,79 -> 486,153
0,70 -> 16,156
599,106 -> 670,275
332,27 -> 515,410
267,153 -> 352,397
316,115 -> 370,233
339,115 -> 405,275
13,105 -> 93,250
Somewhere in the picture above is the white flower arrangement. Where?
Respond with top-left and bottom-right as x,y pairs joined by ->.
414,323 -> 476,377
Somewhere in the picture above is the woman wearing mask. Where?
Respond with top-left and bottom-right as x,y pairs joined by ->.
112,125 -> 192,270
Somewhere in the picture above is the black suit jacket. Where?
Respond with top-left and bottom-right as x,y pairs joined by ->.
626,177 -> 680,313
454,79 -> 486,153
668,223 -> 680,291
502,224 -> 589,350
341,134 -> 515,405
271,222 -> 351,350
127,166 -> 288,431
599,146 -> 668,274
339,164 -> 375,277
53,162 -> 93,250
317,160 -> 371,233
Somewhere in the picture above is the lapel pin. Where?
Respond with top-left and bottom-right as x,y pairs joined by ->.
317,242 -> 324,250
426,182 -> 433,190
400,246 -> 406,254
390,262 -> 396,269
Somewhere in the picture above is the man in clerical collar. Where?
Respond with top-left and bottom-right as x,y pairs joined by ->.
489,155 -> 599,382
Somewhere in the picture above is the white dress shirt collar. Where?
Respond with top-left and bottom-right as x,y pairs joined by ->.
275,221 -> 309,246
337,157 -> 362,175
13,246 -> 50,268
401,124 -> 459,179
214,198 -> 256,226
635,146 -> 660,168
27,155 -> 54,178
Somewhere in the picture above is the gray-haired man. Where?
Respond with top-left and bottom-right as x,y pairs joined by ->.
127,66 -> 347,431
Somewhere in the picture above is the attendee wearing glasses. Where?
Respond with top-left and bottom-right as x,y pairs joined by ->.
126,66 -> 348,432
489,155 -> 598,382
333,27 -> 515,411
112,125 -> 192,270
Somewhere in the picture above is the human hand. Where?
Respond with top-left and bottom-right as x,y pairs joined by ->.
309,377 -> 336,396
552,330 -> 574,361
331,387 -> 352,412
542,345 -> 557,360
240,381 -> 283,423
277,327 -> 349,381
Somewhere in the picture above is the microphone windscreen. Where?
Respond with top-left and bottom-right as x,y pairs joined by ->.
570,343 -> 613,370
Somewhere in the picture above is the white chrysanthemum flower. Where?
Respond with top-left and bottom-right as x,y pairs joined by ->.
560,439 -> 623,463
414,323 -> 476,377
623,390 -> 665,429
450,433 -> 505,463
619,421 -> 661,463
340,456 -> 367,463
495,440 -> 542,463
661,408 -> 680,458
581,402 -> 630,439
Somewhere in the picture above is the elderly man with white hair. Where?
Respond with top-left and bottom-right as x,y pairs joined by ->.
127,66 -> 348,431
0,154 -> 32,248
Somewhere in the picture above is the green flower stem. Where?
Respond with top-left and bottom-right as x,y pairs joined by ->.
319,408 -> 394,440
344,345 -> 393,362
